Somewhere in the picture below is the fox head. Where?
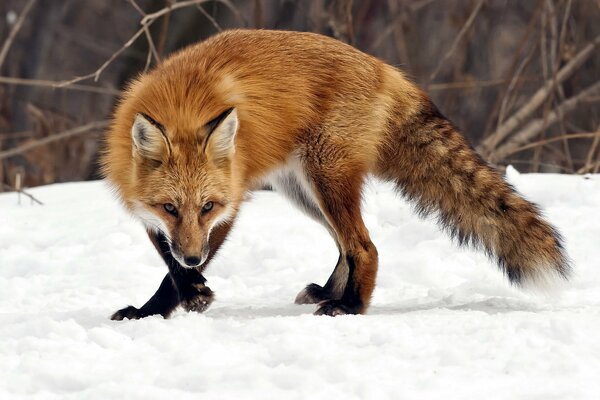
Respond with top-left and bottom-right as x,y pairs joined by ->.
127,108 -> 240,268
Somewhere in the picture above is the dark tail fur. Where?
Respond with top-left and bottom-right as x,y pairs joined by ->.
377,95 -> 571,286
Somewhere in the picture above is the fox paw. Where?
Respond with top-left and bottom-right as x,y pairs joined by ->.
295,283 -> 333,304
314,300 -> 359,316
181,284 -> 214,314
111,305 -> 146,321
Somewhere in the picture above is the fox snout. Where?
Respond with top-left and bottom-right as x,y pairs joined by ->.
170,239 -> 210,268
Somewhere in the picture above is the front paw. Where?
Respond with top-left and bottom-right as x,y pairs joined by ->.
180,284 -> 215,313
314,300 -> 360,316
111,305 -> 146,320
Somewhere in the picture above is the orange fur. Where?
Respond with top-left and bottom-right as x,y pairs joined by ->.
102,30 -> 569,317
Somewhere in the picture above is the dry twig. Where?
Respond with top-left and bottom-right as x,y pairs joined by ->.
197,3 -> 223,32
428,0 -> 484,83
489,81 -> 600,162
481,0 -> 544,138
0,0 -> 37,70
428,77 -> 536,91
497,46 -> 535,127
579,126 -> 600,173
141,0 -> 211,24
478,34 -> 600,156
0,76 -> 119,95
55,26 -> 147,87
500,132 -> 599,158
0,121 -> 109,160
2,183 -> 43,205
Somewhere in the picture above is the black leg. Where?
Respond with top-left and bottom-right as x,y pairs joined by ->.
111,273 -> 180,320
111,218 -> 236,320
295,254 -> 348,304
111,231 -> 210,320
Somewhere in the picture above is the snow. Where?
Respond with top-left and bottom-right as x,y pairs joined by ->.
1,170 -> 599,399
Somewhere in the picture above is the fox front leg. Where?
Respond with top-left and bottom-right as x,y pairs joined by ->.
111,232 -> 214,320
111,219 -> 235,320
111,272 -> 181,320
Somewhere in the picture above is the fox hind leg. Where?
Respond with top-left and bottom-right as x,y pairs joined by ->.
310,174 -> 378,315
295,139 -> 378,315
295,254 -> 348,304
266,160 -> 348,304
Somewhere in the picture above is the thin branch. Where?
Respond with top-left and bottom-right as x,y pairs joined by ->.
127,0 -> 146,16
428,0 -> 484,83
489,81 -> 600,162
0,121 -> 109,160
128,0 -> 161,69
533,1 -> 556,172
503,159 -> 573,173
370,0 -> 434,51
55,26 -> 147,86
2,183 -> 43,205
497,45 -> 535,127
156,0 -> 172,58
0,0 -> 37,70
428,77 -> 535,91
577,159 -> 600,174
580,126 -> 600,173
556,0 -> 572,76
142,40 -> 153,73
540,1 -> 548,80
143,24 -> 161,66
553,0 -> 574,171
5,0 -> 236,93
0,76 -> 119,95
481,0 -> 544,139
478,34 -> 600,155
499,132 -> 599,158
196,4 -> 223,32
215,0 -> 246,27
0,130 -> 35,141
141,0 -> 211,25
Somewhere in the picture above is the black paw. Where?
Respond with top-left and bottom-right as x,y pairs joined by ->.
295,283 -> 333,304
111,305 -> 146,321
180,284 -> 214,314
314,300 -> 360,316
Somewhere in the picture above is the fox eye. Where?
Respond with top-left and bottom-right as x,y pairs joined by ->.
201,201 -> 214,214
163,203 -> 178,216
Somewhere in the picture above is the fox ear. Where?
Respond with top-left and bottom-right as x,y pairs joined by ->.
204,108 -> 238,165
131,113 -> 170,163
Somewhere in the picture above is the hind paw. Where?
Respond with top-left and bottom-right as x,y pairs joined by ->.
295,283 -> 334,304
314,300 -> 360,316
111,305 -> 146,321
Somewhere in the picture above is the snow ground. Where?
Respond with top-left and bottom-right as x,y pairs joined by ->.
1,168 -> 599,399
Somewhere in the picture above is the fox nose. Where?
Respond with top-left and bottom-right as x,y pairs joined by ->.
184,256 -> 201,267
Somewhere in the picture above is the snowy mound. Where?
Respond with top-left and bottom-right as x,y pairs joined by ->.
1,171 -> 599,399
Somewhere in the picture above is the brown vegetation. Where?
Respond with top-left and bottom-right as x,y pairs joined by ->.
0,0 -> 599,190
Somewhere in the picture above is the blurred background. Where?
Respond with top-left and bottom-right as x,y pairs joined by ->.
0,0 -> 599,192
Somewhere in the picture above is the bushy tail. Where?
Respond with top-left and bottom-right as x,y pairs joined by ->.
377,95 -> 570,286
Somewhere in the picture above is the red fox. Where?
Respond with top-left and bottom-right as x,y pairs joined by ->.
102,29 -> 570,320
